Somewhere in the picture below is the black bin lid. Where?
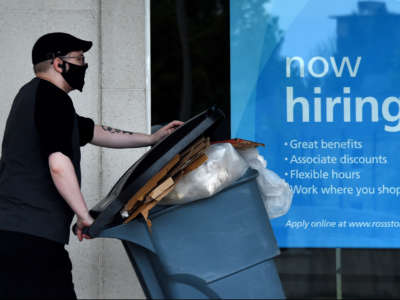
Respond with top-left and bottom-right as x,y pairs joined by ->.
86,106 -> 225,237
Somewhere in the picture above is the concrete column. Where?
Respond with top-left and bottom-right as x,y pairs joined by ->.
99,0 -> 148,298
0,0 -> 149,298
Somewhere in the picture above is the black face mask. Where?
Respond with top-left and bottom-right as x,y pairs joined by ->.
60,61 -> 88,92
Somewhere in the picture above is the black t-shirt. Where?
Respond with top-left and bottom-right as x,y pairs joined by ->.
0,77 -> 89,244
34,78 -> 94,160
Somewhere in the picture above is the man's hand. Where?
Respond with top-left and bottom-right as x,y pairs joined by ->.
151,120 -> 184,145
76,213 -> 94,241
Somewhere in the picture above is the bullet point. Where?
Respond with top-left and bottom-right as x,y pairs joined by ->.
284,142 -> 288,146
284,157 -> 288,161
285,172 -> 288,176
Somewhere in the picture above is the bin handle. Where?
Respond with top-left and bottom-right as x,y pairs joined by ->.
168,273 -> 221,299
96,220 -> 157,254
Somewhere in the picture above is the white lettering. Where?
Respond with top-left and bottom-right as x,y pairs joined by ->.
308,56 -> 329,78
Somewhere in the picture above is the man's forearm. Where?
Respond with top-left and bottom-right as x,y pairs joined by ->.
48,152 -> 90,220
90,124 -> 154,148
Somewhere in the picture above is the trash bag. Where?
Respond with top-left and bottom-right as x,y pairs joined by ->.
238,148 -> 293,219
256,168 -> 293,219
160,143 -> 249,205
237,147 -> 267,169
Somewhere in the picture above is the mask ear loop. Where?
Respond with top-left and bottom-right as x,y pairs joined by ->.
59,61 -> 67,72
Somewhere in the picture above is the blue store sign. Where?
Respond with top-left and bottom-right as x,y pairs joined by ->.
231,0 -> 400,247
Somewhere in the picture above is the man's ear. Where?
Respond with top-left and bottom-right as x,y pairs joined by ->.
53,57 -> 65,73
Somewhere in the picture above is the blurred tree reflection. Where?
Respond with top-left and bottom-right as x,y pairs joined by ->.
151,0 -> 228,126
231,0 -> 282,63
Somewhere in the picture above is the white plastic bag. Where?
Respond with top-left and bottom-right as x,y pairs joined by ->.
256,168 -> 293,219
238,148 -> 293,219
160,143 -> 249,205
238,147 -> 267,169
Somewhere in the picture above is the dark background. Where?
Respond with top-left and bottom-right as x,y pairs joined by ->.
151,0 -> 229,139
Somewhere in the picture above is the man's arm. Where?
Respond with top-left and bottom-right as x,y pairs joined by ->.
48,152 -> 93,241
90,120 -> 183,148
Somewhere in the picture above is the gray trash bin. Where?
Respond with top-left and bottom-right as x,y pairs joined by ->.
97,168 -> 285,299
80,107 -> 285,299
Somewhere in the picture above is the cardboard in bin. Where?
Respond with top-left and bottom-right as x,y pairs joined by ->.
86,106 -> 225,237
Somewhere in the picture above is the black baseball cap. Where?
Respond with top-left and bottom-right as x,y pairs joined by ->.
32,32 -> 92,65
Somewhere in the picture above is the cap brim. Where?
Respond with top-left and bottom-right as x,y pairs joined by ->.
80,40 -> 92,52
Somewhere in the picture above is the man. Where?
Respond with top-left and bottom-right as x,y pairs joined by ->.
0,32 -> 182,299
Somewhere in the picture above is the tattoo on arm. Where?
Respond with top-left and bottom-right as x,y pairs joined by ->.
101,125 -> 134,135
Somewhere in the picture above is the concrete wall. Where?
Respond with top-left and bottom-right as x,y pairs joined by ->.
0,0 -> 149,298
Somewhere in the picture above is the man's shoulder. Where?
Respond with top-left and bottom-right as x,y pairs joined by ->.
35,79 -> 74,111
16,77 -> 40,95
37,78 -> 70,100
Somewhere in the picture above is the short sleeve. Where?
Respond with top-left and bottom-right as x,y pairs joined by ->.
77,115 -> 95,146
34,85 -> 75,160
